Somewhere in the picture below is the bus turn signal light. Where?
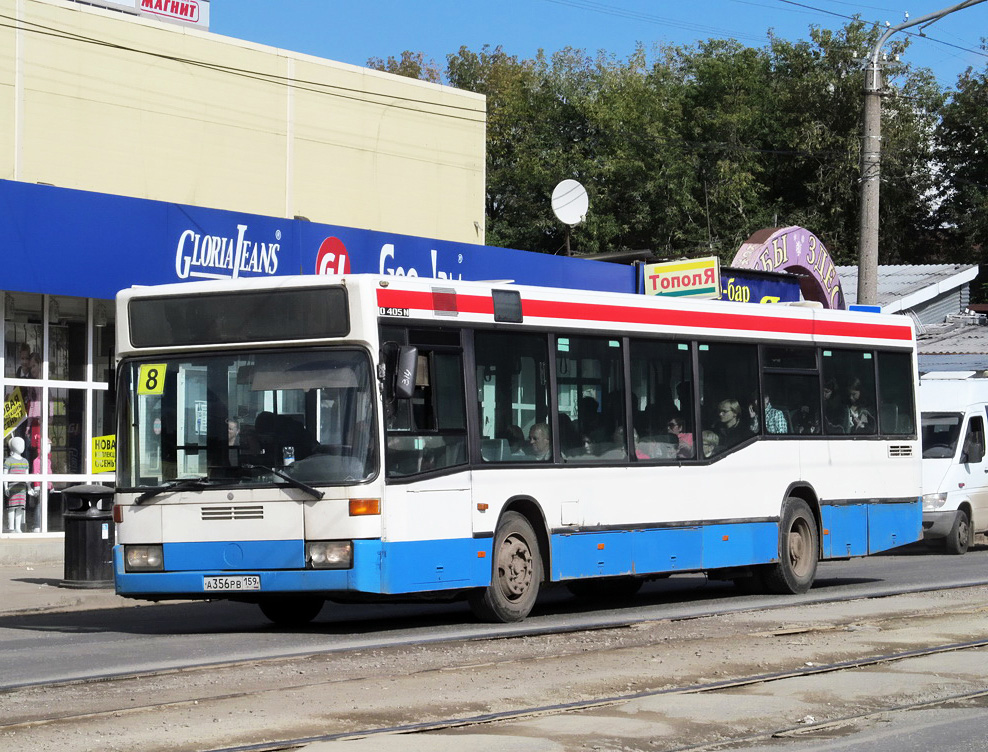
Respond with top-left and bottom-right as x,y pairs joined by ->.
349,498 -> 380,516
113,505 -> 124,524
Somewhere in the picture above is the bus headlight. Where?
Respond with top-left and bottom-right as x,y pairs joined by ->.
306,540 -> 353,569
125,545 -> 164,572
922,492 -> 948,511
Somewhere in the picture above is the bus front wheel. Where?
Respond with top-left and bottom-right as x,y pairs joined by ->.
469,511 -> 542,623
762,498 -> 818,595
258,596 -> 325,627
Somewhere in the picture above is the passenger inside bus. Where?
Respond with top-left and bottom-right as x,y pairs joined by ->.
528,423 -> 552,461
666,413 -> 694,458
846,378 -> 876,434
714,399 -> 753,450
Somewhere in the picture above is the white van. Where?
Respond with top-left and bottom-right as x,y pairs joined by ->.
920,372 -> 988,554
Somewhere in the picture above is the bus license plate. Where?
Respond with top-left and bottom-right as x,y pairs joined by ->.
203,575 -> 261,592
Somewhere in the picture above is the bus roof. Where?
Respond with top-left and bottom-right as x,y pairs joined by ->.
117,273 -> 915,354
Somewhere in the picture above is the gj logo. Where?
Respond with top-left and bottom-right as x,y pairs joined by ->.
316,237 -> 350,275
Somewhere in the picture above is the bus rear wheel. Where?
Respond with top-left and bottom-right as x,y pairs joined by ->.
762,498 -> 818,595
469,511 -> 542,623
258,596 -> 325,627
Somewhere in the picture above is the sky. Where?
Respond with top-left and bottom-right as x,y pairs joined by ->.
209,0 -> 988,90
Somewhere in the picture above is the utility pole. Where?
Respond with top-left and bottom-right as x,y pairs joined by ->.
857,0 -> 985,306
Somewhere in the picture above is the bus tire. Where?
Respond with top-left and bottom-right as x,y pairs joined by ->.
945,509 -> 971,555
258,596 -> 324,627
469,511 -> 542,623
762,498 -> 818,595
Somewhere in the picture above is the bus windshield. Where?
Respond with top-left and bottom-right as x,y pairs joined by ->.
118,349 -> 377,489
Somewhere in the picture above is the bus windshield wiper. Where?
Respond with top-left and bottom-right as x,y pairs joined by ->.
242,464 -> 325,500
135,477 -> 216,504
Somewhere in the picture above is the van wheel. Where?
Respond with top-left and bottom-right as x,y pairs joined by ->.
469,511 -> 542,623
762,498 -> 818,595
945,510 -> 971,555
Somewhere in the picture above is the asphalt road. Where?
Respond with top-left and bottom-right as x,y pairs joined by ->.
2,541 -> 986,690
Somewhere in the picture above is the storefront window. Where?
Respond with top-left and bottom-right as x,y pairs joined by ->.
49,388 -> 86,475
50,296 -> 88,381
43,482 -> 74,533
4,293 -> 43,379
93,302 -> 115,383
3,295 -> 115,537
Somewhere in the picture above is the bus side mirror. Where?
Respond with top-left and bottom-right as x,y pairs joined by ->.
394,346 -> 418,400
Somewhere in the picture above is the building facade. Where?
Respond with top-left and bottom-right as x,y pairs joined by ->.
0,0 -> 487,544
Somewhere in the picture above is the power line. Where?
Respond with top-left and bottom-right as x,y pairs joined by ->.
773,0 -> 988,60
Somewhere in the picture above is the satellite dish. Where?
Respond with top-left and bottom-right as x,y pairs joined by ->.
551,179 -> 589,227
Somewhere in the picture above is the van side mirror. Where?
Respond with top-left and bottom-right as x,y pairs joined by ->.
393,346 -> 418,400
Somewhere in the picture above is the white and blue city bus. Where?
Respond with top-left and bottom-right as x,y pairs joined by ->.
112,274 -> 922,625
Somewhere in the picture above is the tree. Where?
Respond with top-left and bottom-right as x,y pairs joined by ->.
936,55 -> 988,263
375,23 -> 946,265
366,50 -> 442,84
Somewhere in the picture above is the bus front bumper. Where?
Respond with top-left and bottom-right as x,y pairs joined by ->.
113,537 -> 493,598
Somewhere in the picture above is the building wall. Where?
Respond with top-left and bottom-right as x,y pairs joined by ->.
0,0 -> 487,244
0,0 -> 487,551
912,287 -> 971,327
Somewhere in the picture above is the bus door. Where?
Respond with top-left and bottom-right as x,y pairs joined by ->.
382,327 -> 471,546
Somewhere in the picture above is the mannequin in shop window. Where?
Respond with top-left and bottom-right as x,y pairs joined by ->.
29,437 -> 52,533
4,436 -> 29,533
25,353 -> 42,462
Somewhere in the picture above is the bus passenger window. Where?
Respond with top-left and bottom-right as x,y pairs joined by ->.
699,343 -> 758,451
629,339 -> 694,461
822,350 -> 877,436
474,331 -> 549,464
877,351 -> 916,435
556,336 -> 625,462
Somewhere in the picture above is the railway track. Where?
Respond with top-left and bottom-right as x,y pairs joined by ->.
5,583 -> 988,752
198,637 -> 988,752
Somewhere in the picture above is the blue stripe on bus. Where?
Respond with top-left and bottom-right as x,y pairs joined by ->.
868,501 -> 921,553
821,504 -> 868,557
114,501 -> 920,597
551,522 -> 778,579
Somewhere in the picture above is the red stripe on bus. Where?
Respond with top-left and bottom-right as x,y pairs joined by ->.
376,289 -> 913,341
378,288 -> 494,314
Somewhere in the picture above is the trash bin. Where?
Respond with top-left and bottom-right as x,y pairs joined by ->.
61,484 -> 115,589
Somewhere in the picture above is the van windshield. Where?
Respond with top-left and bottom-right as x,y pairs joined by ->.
921,412 -> 963,459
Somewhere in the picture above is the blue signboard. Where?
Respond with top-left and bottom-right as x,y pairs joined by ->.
719,268 -> 801,304
0,180 -> 636,300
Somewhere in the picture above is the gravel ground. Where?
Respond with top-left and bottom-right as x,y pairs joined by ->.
6,586 -> 988,752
